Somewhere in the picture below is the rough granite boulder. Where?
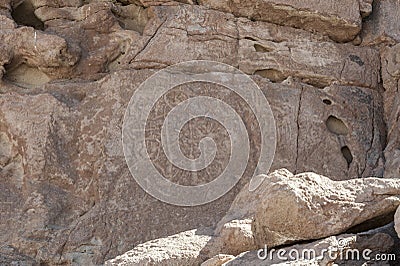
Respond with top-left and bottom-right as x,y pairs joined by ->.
104,170 -> 398,265
252,170 -> 400,247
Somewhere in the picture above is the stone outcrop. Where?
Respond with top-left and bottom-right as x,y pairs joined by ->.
251,171 -> 400,247
105,170 -> 400,265
0,0 -> 399,265
198,0 -> 367,42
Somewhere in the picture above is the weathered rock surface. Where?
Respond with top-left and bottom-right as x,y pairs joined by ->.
201,254 -> 235,266
3,2 -> 381,89
256,77 -> 385,181
198,0 -> 366,42
0,0 -> 397,265
381,44 -> 400,179
361,0 -> 400,46
239,24 -> 380,89
0,63 -> 385,264
252,171 -> 400,247
104,178 -> 398,265
105,229 -> 213,266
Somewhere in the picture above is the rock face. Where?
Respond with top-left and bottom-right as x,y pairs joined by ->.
0,0 -> 399,265
381,44 -> 400,179
240,36 -> 380,88
105,170 -> 400,265
361,0 -> 400,46
198,0 -> 366,42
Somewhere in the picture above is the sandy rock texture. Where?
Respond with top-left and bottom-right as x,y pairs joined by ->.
197,0 -> 368,42
0,0 -> 399,265
106,170 -> 400,265
251,171 -> 400,247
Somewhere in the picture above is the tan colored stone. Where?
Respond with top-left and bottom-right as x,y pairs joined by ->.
0,26 -> 79,82
0,72 -> 385,265
104,229 -> 213,266
239,36 -> 380,89
128,5 -> 239,69
252,170 -> 400,247
0,1 -> 390,265
201,219 -> 257,258
198,0 -> 363,42
295,84 -> 385,180
201,254 -> 235,266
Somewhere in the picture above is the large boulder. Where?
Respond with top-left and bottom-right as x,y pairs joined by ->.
252,171 -> 400,247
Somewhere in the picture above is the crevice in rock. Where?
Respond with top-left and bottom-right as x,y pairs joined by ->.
300,78 -> 330,89
326,115 -> 349,135
294,87 -> 304,174
112,4 -> 149,35
11,0 -> 44,30
254,69 -> 286,83
254,43 -> 274,53
244,36 -> 258,42
3,63 -> 50,88
341,146 -> 353,167
322,99 -> 332,105
129,18 -> 168,64
345,211 -> 396,234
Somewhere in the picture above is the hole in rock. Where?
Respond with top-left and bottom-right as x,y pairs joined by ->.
349,54 -> 364,66
11,0 -> 44,30
254,44 -> 273,53
4,64 -> 50,88
322,99 -> 332,105
300,78 -> 330,89
113,4 -> 148,34
244,36 -> 258,41
341,146 -> 353,166
0,132 -> 12,168
255,69 -> 286,83
326,115 -> 349,135
345,211 -> 396,234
